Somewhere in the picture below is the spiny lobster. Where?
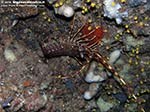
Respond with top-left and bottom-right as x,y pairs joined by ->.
39,22 -> 145,112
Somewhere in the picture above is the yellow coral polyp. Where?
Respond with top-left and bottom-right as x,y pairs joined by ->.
142,99 -> 146,103
139,80 -> 143,85
119,32 -> 123,36
140,89 -> 145,94
95,26 -> 100,29
90,2 -> 96,8
54,3 -> 59,8
129,53 -> 134,57
136,47 -> 139,51
135,61 -> 139,65
120,0 -> 126,3
42,12 -> 46,16
86,0 -> 91,3
116,34 -> 120,37
139,22 -> 144,27
141,68 -> 144,72
146,61 -> 150,65
125,24 -> 129,29
107,92 -> 111,95
82,6 -> 86,10
106,46 -> 110,50
126,29 -> 130,33
43,16 -> 47,20
88,19 -> 92,23
47,18 -> 51,22
88,26 -> 92,31
136,74 -> 139,78
134,16 -> 138,21
128,95 -> 131,99
92,109 -> 96,112
82,6 -> 88,14
136,55 -> 139,59
109,84 -> 112,88
82,10 -> 85,14
128,58 -> 132,64
136,92 -> 140,96
144,16 -> 148,20
111,1 -> 116,6
104,29 -> 108,32
84,7 -> 88,12
114,36 -> 119,41
132,49 -> 135,53
143,89 -> 147,93
59,2 -> 63,6
58,75 -> 62,78
136,50 -> 139,54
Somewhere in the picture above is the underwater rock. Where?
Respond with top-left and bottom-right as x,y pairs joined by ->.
10,95 -> 25,112
84,83 -> 99,100
65,79 -> 74,92
125,36 -> 144,50
0,97 -> 13,108
40,82 -> 50,90
128,0 -> 145,7
97,97 -> 113,112
107,50 -> 121,76
85,61 -> 108,83
113,92 -> 127,103
73,0 -> 82,8
25,92 -> 47,112
46,0 -> 56,5
4,47 -> 17,63
108,50 -> 121,64
0,105 -> 5,112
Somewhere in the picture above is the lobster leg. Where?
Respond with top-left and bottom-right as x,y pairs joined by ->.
94,52 -> 133,94
93,52 -> 145,112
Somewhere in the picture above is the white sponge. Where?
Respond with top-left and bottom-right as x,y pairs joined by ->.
103,0 -> 128,24
54,5 -> 74,18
